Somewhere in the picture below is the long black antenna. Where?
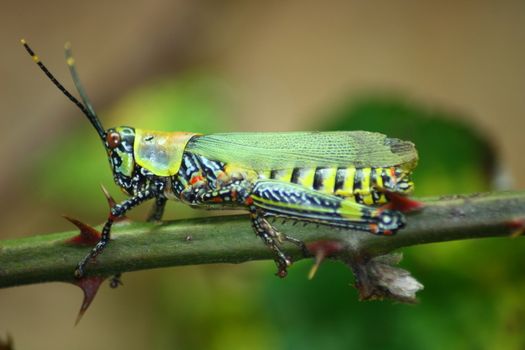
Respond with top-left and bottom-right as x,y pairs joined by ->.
20,39 -> 106,142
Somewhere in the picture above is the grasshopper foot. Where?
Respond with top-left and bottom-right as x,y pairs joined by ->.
74,265 -> 85,279
249,206 -> 294,277
110,273 -> 123,288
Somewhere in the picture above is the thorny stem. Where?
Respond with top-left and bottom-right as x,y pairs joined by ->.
0,191 -> 524,289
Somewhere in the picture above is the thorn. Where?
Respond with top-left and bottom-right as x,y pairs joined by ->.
63,216 -> 101,245
383,191 -> 424,213
305,240 -> 344,279
73,276 -> 106,325
507,218 -> 525,238
308,249 -> 326,280
100,184 -> 117,208
100,184 -> 128,222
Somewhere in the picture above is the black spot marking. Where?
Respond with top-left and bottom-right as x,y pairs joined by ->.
354,168 -> 363,203
354,168 -> 363,190
313,167 -> 325,190
291,167 -> 301,184
335,167 -> 346,193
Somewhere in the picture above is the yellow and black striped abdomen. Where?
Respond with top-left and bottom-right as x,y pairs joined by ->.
261,166 -> 413,205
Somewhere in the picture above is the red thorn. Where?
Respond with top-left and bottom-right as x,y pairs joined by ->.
100,184 -> 128,222
306,240 -> 344,279
63,216 -> 101,245
308,250 -> 326,280
100,184 -> 117,208
306,240 -> 344,256
383,191 -> 424,213
507,218 -> 525,238
73,276 -> 106,325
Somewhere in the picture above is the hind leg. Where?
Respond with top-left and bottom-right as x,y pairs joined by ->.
248,206 -> 294,277
250,180 -> 405,234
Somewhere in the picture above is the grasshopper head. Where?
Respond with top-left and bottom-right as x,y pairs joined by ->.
104,126 -> 137,194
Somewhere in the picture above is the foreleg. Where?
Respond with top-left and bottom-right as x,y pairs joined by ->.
74,190 -> 156,278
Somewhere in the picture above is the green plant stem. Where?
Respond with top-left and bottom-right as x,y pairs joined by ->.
1,191 -> 524,288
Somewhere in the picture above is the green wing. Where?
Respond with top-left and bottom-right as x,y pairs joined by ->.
186,131 -> 418,171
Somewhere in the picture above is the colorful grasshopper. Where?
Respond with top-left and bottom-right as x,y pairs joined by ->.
22,40 -> 418,278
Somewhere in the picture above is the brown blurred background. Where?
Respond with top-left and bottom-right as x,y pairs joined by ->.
1,1 -> 525,349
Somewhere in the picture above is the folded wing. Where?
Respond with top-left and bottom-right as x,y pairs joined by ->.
186,131 -> 418,171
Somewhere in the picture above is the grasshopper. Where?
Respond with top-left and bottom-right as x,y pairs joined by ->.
22,40 -> 417,278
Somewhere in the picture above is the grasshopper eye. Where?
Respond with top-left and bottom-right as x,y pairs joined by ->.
106,131 -> 121,149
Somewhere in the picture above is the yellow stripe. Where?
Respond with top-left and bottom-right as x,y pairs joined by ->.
297,168 -> 316,188
259,170 -> 271,179
342,168 -> 355,194
374,167 -> 384,189
251,194 -> 335,214
273,169 -> 293,182
361,168 -> 371,190
320,167 -> 336,193
372,167 -> 387,204
360,168 -> 374,205
252,193 -> 370,223
338,200 -> 367,220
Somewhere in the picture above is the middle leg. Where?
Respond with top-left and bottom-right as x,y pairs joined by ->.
180,180 -> 299,276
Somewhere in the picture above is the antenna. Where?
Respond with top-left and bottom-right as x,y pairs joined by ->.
20,39 -> 106,142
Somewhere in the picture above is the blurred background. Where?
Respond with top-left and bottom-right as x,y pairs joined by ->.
1,1 -> 525,349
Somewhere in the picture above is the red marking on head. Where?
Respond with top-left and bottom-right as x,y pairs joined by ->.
383,191 -> 424,213
73,276 -> 106,325
212,197 -> 223,203
64,216 -> 101,246
244,197 -> 254,205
